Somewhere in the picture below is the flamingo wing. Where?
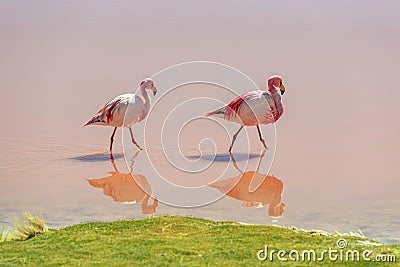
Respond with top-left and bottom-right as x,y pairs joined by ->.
206,91 -> 259,118
84,94 -> 135,126
224,91 -> 260,120
225,90 -> 277,125
98,98 -> 122,123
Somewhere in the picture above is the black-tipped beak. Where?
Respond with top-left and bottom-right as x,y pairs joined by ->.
279,84 -> 286,95
152,85 -> 157,96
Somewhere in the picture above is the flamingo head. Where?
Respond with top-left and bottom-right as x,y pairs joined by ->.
139,78 -> 157,96
267,75 -> 286,95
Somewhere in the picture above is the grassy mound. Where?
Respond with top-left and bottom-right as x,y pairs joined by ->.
0,216 -> 398,266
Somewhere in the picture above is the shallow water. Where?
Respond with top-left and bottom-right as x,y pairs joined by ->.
0,1 -> 399,244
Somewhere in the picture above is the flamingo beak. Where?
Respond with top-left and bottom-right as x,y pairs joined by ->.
151,85 -> 157,96
279,84 -> 286,95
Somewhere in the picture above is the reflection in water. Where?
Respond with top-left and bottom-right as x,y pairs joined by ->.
208,150 -> 285,218
86,151 -> 158,214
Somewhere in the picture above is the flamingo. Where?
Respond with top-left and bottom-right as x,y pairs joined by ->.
206,75 -> 286,152
84,78 -> 157,151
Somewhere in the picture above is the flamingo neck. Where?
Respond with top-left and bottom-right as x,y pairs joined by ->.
268,84 -> 284,121
139,86 -> 150,103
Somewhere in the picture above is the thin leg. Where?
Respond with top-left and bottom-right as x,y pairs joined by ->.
229,126 -> 244,152
256,125 -> 268,149
109,127 -> 117,151
256,149 -> 267,172
129,127 -> 142,150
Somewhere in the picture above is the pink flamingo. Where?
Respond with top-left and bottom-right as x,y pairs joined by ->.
206,75 -> 286,152
84,78 -> 157,151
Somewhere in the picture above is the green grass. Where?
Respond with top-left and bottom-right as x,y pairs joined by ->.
0,216 -> 398,266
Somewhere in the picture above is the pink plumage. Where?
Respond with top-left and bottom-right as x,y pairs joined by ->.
84,98 -> 122,126
206,75 -> 286,152
225,92 -> 255,120
84,78 -> 157,151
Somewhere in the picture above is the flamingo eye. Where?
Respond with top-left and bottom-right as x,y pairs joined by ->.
279,81 -> 282,86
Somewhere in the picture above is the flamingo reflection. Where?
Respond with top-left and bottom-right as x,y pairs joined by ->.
86,151 -> 158,214
208,150 -> 285,217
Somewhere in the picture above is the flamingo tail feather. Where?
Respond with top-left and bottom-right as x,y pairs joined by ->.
206,107 -> 225,117
84,115 -> 103,126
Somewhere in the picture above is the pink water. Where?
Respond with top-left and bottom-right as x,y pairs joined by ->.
0,1 -> 399,243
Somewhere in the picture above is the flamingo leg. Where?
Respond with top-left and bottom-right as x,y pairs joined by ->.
109,127 -> 117,151
256,125 -> 268,149
129,127 -> 142,150
229,126 -> 244,152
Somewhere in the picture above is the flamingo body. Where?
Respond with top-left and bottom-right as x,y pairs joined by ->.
207,90 -> 283,126
84,78 -> 157,151
84,93 -> 150,128
206,75 -> 286,151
